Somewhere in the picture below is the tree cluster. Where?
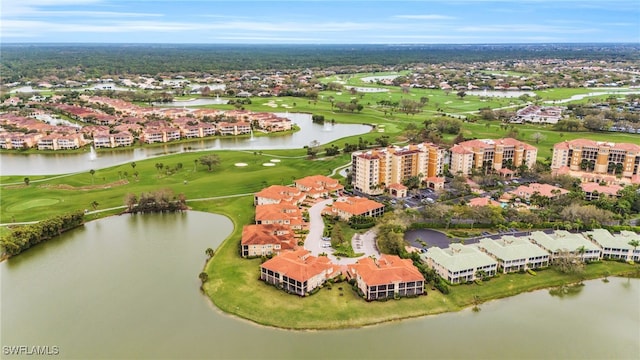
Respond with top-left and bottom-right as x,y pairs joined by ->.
124,188 -> 187,214
0,211 -> 85,257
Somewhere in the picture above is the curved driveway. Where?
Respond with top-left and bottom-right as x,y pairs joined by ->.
304,198 -> 379,265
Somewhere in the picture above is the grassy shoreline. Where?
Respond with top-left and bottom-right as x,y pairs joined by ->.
195,198 -> 640,330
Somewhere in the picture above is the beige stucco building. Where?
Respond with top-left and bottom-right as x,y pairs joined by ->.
551,139 -> 640,184
351,142 -> 445,195
450,138 -> 537,176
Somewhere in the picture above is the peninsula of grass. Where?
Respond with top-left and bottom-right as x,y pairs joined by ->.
198,196 -> 640,330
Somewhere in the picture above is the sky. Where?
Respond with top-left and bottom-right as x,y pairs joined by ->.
2,0 -> 639,44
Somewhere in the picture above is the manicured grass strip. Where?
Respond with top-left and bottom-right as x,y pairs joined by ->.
200,196 -> 640,329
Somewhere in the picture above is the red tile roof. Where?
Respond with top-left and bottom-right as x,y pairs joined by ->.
261,249 -> 336,283
349,255 -> 423,286
241,224 -> 294,249
331,197 -> 384,216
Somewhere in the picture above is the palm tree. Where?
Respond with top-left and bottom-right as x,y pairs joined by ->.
91,200 -> 99,211
131,162 -> 136,170
193,159 -> 198,172
23,177 -> 30,186
206,248 -> 215,258
89,169 -> 95,184
628,239 -> 639,262
576,245 -> 587,262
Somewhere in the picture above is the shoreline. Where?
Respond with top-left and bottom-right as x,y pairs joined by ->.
199,205 -> 640,330
3,207 -> 638,329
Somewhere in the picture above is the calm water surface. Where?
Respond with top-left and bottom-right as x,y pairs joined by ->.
2,212 -> 638,359
0,114 -> 371,176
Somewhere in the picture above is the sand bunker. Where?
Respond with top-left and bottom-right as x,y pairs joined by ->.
270,159 -> 281,163
262,163 -> 276,167
234,163 -> 248,167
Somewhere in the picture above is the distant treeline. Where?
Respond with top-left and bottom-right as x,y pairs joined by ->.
0,211 -> 85,258
2,43 -> 639,82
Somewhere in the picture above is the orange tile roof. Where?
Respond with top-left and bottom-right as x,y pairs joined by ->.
556,139 -> 640,152
295,175 -> 343,190
349,255 -> 423,286
241,224 -> 294,248
255,185 -> 304,204
261,249 -> 336,283
581,182 -> 623,196
331,197 -> 384,216
255,204 -> 303,224
388,183 -> 407,190
468,197 -> 502,207
510,183 -> 569,198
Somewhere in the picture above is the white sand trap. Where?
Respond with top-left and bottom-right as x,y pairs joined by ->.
234,163 -> 248,167
262,163 -> 276,167
336,92 -> 342,95
270,159 -> 281,163
464,101 -> 470,103
444,101 -> 452,104
378,124 -> 386,127
378,129 -> 385,132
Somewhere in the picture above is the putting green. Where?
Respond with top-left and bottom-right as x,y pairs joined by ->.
8,198 -> 61,211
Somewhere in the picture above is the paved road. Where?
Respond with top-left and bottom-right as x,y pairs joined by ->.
304,198 -> 379,265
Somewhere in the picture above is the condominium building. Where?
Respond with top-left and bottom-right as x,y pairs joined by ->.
551,139 -> 640,184
351,142 -> 445,195
527,230 -> 601,261
260,249 -> 339,296
584,229 -> 640,262
477,236 -> 550,273
424,244 -> 498,284
450,138 -> 537,176
347,255 -> 425,300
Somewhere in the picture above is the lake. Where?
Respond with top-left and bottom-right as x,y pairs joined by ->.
0,114 -> 371,176
2,212 -> 638,359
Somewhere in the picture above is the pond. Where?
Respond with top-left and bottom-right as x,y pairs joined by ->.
0,114 -> 371,176
404,228 -> 460,249
2,212 -> 638,359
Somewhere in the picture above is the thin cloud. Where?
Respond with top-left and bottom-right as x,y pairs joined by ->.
24,10 -> 163,17
394,15 -> 456,20
457,24 -> 599,33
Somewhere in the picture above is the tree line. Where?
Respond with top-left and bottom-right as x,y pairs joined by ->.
0,211 -> 85,258
3,44 -> 638,82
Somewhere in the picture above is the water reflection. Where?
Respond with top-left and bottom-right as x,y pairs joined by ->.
1,212 -> 638,359
0,114 -> 371,176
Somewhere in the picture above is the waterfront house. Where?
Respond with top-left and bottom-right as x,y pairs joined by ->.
347,255 -> 424,300
584,228 -> 640,262
527,230 -> 601,261
260,249 -> 339,296
255,203 -> 305,230
240,224 -> 295,258
424,244 -> 498,284
477,236 -> 550,273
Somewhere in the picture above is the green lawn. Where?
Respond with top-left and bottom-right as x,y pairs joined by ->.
201,194 -> 640,329
0,149 -> 351,223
